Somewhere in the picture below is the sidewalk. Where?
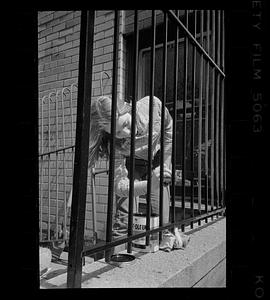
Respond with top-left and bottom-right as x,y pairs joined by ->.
40,216 -> 226,288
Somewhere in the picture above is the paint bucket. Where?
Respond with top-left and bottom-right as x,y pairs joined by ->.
39,247 -> 52,277
132,213 -> 159,253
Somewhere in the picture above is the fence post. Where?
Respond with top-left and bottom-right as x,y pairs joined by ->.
127,10 -> 139,253
181,10 -> 189,231
104,10 -> 120,262
66,10 -> 95,288
171,10 -> 179,226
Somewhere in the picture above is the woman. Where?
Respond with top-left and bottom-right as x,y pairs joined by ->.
68,95 -> 189,250
88,95 -> 173,240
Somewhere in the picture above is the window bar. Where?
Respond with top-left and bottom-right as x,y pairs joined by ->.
146,10 -> 156,246
210,10 -> 216,219
67,10 -> 95,288
48,94 -> 51,240
223,12 -> 226,206
190,10 -> 197,229
105,10 -> 120,260
215,10 -> 221,209
204,10 -> 210,222
159,10 -> 168,241
220,10 -> 225,209
166,10 -> 225,78
220,78 -> 224,210
171,9 -> 179,228
221,10 -> 225,208
127,10 -> 139,253
197,10 -> 204,226
61,88 -> 67,240
181,10 -> 189,232
223,10 -> 225,190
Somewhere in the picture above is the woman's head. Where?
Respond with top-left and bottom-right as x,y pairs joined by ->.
88,96 -> 132,167
91,96 -> 112,129
91,96 -> 132,139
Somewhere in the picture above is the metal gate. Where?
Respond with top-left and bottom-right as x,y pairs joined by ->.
39,84 -> 77,245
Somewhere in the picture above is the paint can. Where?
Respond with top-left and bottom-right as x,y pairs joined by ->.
39,247 -> 52,277
132,213 -> 159,252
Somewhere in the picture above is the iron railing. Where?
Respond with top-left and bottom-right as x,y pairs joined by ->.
39,84 -> 77,246
39,9 -> 226,288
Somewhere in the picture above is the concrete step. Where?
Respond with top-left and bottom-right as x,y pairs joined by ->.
40,217 -> 226,288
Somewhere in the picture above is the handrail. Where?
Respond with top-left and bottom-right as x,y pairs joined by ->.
82,207 -> 226,257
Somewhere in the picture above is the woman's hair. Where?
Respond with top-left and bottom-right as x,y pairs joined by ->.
88,95 -> 144,168
88,96 -> 112,168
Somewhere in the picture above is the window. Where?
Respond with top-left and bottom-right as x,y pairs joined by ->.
125,17 -> 213,177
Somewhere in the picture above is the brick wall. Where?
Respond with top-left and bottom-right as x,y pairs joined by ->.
38,11 -> 81,96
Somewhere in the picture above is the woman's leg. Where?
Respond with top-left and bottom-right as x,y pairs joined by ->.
150,183 -> 170,225
112,165 -> 143,239
112,161 -> 170,237
112,191 -> 139,239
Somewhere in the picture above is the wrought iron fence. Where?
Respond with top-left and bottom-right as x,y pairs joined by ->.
39,84 -> 77,248
39,9 -> 226,288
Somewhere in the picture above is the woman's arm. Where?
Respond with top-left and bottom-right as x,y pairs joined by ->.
163,106 -> 173,168
114,162 -> 161,197
114,163 -> 148,197
154,96 -> 172,169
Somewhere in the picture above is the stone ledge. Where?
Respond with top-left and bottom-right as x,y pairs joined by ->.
42,217 -> 225,288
